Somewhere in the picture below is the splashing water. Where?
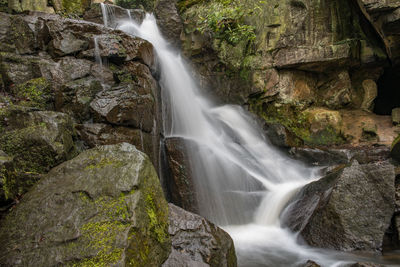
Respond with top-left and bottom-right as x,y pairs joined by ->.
99,7 -> 392,267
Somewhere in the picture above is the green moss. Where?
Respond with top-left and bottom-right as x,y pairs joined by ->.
61,0 -> 91,16
84,157 -> 125,171
249,100 -> 345,146
145,193 -> 168,244
13,78 -> 52,109
116,0 -> 155,11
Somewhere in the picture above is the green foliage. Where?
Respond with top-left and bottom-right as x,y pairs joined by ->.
116,0 -> 154,11
197,1 -> 256,46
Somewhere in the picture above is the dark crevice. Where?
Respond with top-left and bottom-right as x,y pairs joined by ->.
374,66 -> 400,115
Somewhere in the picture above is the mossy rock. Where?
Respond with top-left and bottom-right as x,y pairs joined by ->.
0,108 -> 77,200
249,101 -> 346,146
11,77 -> 53,109
59,0 -> 91,16
0,143 -> 170,266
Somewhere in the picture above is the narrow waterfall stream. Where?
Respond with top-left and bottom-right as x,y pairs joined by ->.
100,5 -> 390,267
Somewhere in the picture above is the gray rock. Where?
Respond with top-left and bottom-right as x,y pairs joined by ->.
164,137 -> 198,213
90,83 -> 155,132
166,204 -> 237,267
0,143 -> 170,266
283,160 -> 395,252
154,0 -> 183,48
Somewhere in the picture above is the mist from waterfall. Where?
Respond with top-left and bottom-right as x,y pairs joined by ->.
99,4 -> 384,266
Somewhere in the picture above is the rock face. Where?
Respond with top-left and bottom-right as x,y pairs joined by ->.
7,0 -> 91,15
0,143 -> 170,266
0,11 -> 160,168
163,204 -> 237,267
0,106 -> 77,201
283,160 -> 395,251
170,0 -> 400,147
154,0 -> 183,47
164,137 -> 198,213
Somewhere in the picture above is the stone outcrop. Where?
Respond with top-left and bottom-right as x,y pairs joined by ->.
0,143 -> 170,266
169,0 -> 400,147
0,10 -> 160,169
282,160 -> 395,252
163,204 -> 237,267
154,0 -> 183,47
164,137 -> 198,213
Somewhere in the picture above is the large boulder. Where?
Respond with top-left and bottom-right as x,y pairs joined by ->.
164,137 -> 198,213
282,160 -> 395,251
0,107 -> 77,201
0,143 -> 170,266
163,204 -> 237,267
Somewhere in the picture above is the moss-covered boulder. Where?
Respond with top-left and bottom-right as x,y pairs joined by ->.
0,143 -> 170,266
11,77 -> 53,109
0,107 -> 77,200
8,0 -> 55,13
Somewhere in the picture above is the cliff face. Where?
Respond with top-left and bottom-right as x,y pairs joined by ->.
174,0 -> 400,147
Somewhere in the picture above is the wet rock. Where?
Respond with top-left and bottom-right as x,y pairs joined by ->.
283,160 -> 395,252
90,83 -> 155,132
263,122 -> 301,148
350,263 -> 383,267
0,143 -> 170,266
290,146 -> 390,166
303,260 -> 321,267
0,107 -> 77,201
165,204 -> 236,267
154,0 -> 183,47
0,53 -> 43,85
164,137 -> 198,213
392,108 -> 400,125
83,3 -> 145,26
76,123 -> 155,164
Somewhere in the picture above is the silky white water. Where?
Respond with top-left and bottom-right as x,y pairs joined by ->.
99,7 -> 386,266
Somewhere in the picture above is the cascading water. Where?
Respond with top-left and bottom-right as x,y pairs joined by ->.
100,6 -> 392,267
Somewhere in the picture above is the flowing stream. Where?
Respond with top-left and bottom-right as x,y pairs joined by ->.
100,5 -> 390,266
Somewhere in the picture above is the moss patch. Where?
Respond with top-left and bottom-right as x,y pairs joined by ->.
12,78 -> 53,109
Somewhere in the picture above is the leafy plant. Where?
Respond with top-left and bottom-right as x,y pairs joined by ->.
197,2 -> 257,46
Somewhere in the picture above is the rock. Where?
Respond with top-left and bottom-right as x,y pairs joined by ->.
391,135 -> 400,162
0,107 -> 77,200
154,0 -> 183,47
303,260 -> 321,267
0,53 -> 43,86
55,77 -> 103,122
361,120 -> 378,142
76,123 -> 155,163
317,70 -> 352,109
84,3 -> 145,27
90,83 -> 155,132
11,77 -> 53,109
350,263 -> 383,267
263,122 -> 301,148
163,249 -> 209,267
164,137 -> 198,213
392,108 -> 400,125
8,0 -> 55,13
165,204 -> 236,267
361,79 -> 378,111
290,146 -> 390,166
283,160 -> 395,251
0,143 -> 170,266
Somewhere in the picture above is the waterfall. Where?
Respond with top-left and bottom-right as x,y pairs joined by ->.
99,6 -> 379,267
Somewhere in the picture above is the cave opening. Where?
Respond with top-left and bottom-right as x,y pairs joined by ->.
374,66 -> 400,115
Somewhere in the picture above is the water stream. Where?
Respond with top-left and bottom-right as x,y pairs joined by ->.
100,5 -> 393,266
